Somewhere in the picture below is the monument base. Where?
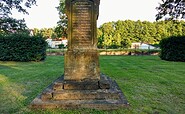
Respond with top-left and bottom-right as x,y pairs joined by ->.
30,74 -> 129,110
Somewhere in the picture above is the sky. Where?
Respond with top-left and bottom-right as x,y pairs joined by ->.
12,0 -> 161,29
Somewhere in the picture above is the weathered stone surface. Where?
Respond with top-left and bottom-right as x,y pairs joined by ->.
65,0 -> 100,50
64,0 -> 100,82
64,50 -> 100,81
31,99 -> 129,110
41,89 -> 53,101
53,82 -> 64,91
63,80 -> 99,90
30,74 -> 129,110
31,98 -> 128,110
99,74 -> 111,89
53,90 -> 119,100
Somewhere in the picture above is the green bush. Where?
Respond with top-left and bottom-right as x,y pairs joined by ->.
0,34 -> 47,62
159,36 -> 185,62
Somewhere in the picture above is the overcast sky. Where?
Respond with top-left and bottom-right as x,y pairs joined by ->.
12,0 -> 161,29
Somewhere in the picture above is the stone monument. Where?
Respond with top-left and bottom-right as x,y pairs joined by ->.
30,0 -> 128,110
64,0 -> 100,89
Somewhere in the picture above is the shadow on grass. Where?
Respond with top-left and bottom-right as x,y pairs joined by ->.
0,56 -> 65,113
0,65 -> 11,69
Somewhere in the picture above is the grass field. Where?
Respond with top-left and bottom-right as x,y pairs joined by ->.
0,56 -> 185,114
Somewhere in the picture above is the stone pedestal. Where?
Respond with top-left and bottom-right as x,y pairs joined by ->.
30,0 -> 129,110
64,50 -> 100,81
30,74 -> 129,110
64,49 -> 100,90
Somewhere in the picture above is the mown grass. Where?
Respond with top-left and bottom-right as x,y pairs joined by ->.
0,56 -> 185,114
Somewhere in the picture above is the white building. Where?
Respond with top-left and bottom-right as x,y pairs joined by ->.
61,39 -> 68,47
131,43 -> 157,49
46,39 -> 68,48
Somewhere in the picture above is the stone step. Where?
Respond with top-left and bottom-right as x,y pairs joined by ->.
31,97 -> 129,110
53,80 -> 110,90
63,81 -> 100,90
52,90 -> 120,100
52,74 -> 112,91
53,81 -> 100,90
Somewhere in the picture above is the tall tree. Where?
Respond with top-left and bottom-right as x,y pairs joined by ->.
55,0 -> 67,38
100,22 -> 115,48
156,0 -> 185,20
134,20 -> 144,42
97,28 -> 104,48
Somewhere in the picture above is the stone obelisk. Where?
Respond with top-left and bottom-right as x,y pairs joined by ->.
64,0 -> 100,89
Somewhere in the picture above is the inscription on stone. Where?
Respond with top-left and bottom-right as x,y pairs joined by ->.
72,1 -> 93,46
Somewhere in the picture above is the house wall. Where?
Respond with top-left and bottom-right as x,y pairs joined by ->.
131,43 -> 156,49
46,39 -> 68,48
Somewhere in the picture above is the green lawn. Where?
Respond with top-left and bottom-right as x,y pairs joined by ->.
0,56 -> 185,114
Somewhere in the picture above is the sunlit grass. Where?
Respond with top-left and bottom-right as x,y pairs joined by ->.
0,56 -> 185,113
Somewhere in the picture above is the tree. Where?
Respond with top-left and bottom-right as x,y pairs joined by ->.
0,0 -> 36,17
156,0 -> 185,20
39,28 -> 56,39
0,0 -> 36,34
0,17 -> 28,34
100,22 -> 115,48
98,19 -> 185,47
55,0 -> 68,38
133,20 -> 144,42
97,28 -> 104,48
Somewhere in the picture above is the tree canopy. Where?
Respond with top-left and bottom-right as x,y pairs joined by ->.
0,17 -> 28,34
0,0 -> 36,17
55,0 -> 67,38
97,20 -> 185,49
156,0 -> 185,20
0,0 -> 37,34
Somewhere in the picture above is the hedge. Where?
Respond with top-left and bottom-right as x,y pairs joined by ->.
0,34 -> 47,62
159,36 -> 185,62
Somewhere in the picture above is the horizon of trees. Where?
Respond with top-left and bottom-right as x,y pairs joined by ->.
1,0 -> 185,49
1,0 -> 185,34
27,19 -> 185,49
97,19 -> 185,49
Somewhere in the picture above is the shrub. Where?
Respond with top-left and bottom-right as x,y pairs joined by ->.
0,34 -> 47,62
159,36 -> 185,62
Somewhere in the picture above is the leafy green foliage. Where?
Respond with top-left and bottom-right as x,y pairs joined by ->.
160,36 -> 185,61
30,28 -> 58,39
0,0 -> 36,17
55,0 -> 67,38
0,0 -> 36,35
0,34 -> 47,62
58,44 -> 65,49
98,20 -> 185,49
0,17 -> 29,34
156,0 -> 185,20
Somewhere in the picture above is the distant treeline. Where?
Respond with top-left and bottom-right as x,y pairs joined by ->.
97,20 -> 185,49
30,20 -> 185,49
